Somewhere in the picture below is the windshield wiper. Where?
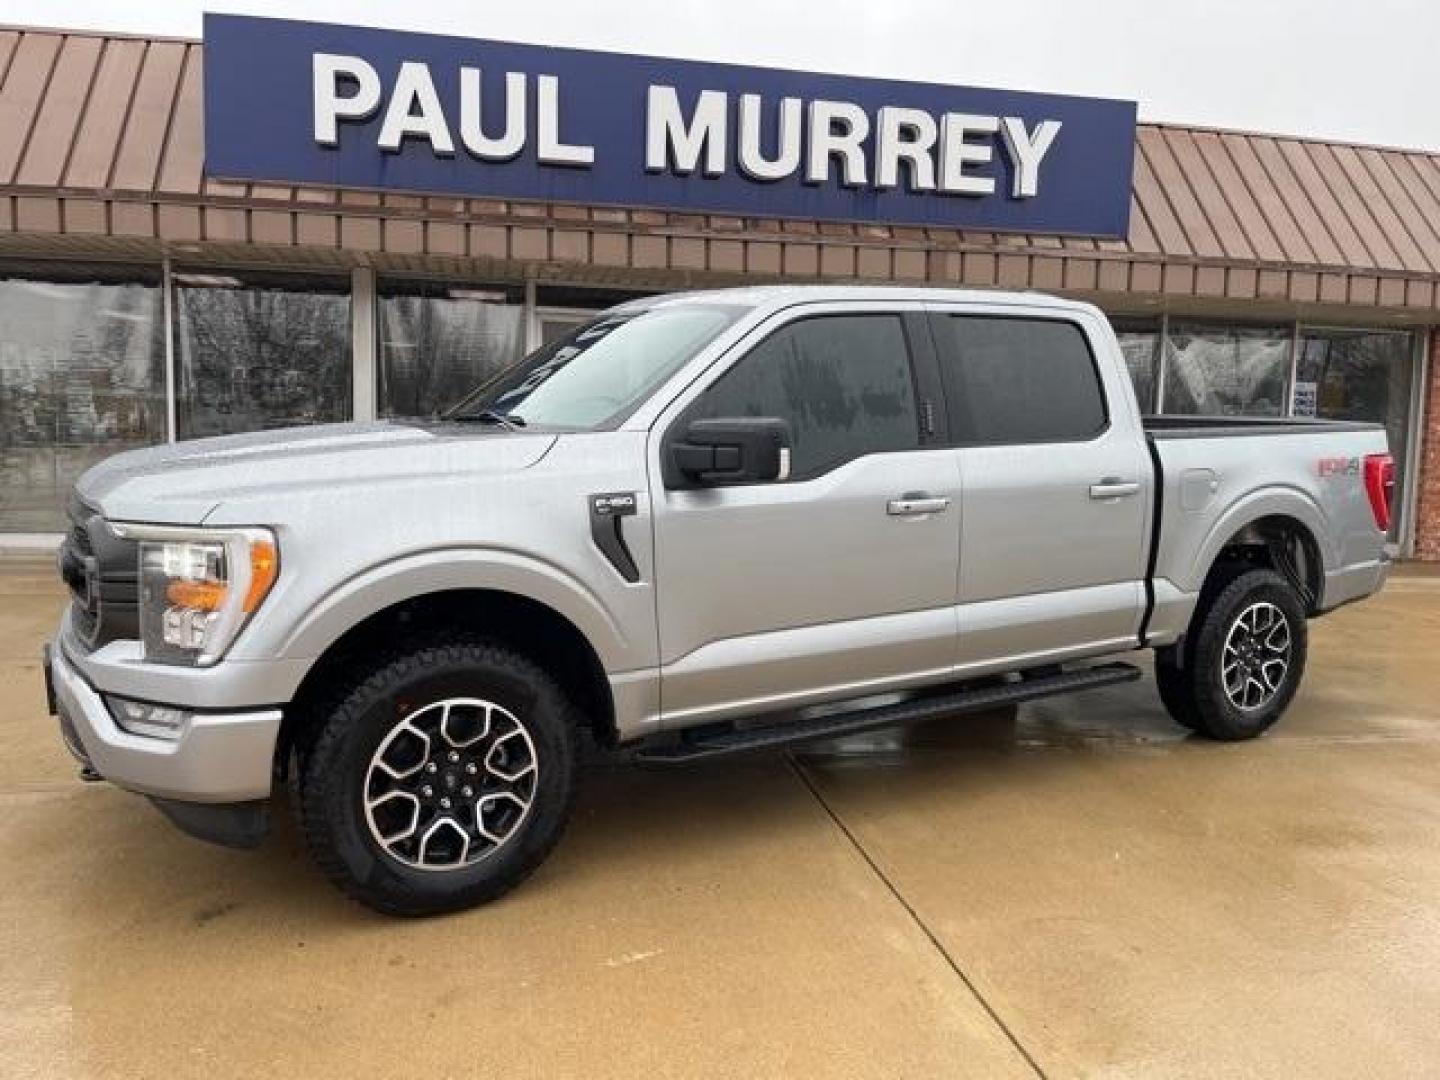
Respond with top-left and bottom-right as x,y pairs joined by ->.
455,409 -> 527,430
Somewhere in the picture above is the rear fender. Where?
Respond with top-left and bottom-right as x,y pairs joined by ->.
1182,486 -> 1331,595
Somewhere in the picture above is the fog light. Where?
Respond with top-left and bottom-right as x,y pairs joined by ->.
106,696 -> 190,740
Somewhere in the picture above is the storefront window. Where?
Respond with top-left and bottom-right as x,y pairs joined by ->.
1162,323 -> 1292,416
378,281 -> 525,418
174,270 -> 351,439
1112,319 -> 1161,413
1295,329 -> 1415,539
0,265 -> 165,531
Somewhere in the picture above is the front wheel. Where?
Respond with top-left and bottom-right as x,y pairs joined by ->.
299,640 -> 580,916
1154,568 -> 1308,741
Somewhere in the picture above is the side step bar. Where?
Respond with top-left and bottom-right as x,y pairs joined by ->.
635,662 -> 1141,763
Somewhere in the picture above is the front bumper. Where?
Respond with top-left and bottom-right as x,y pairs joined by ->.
46,638 -> 282,804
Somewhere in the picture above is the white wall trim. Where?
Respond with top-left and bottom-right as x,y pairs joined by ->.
351,266 -> 378,421
523,278 -> 539,353
162,256 -> 177,442
1400,328 -> 1430,558
0,533 -> 63,555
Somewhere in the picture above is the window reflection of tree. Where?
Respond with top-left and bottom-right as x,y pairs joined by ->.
178,283 -> 350,438
0,276 -> 163,530
379,295 -> 524,419
1164,326 -> 1289,416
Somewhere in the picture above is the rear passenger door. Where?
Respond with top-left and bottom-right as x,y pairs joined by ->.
649,305 -> 961,726
930,306 -> 1151,671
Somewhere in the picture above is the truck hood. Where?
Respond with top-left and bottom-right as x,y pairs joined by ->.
76,421 -> 558,525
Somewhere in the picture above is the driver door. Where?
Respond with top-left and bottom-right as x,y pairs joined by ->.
648,305 -> 962,728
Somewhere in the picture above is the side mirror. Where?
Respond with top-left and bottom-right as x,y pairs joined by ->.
670,417 -> 791,487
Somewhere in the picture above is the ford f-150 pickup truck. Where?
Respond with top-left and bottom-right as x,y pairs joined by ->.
44,286 -> 1393,915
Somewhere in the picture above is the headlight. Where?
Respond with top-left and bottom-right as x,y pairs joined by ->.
111,524 -> 279,666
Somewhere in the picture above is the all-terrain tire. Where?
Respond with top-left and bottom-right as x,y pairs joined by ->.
299,639 -> 581,916
1153,569 -> 1308,741
1153,650 -> 1201,732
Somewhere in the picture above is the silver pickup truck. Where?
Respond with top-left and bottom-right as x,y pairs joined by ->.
44,286 -> 1392,915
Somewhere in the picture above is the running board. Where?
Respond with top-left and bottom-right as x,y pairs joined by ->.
635,662 -> 1141,763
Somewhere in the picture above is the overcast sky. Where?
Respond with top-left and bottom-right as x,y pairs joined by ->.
13,0 -> 1438,151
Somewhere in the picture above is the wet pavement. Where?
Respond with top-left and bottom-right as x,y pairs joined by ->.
1,562 -> 1437,1078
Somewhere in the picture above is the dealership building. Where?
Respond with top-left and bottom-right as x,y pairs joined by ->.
1,19 -> 1439,557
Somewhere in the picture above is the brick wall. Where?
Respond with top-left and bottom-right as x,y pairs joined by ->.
1414,332 -> 1440,560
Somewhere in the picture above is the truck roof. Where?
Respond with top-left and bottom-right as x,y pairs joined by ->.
620,284 -> 1096,317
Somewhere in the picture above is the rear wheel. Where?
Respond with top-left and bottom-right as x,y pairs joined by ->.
1154,568 -> 1308,741
299,640 -> 580,916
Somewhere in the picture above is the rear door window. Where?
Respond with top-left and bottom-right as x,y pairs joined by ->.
938,316 -> 1107,444
684,314 -> 921,480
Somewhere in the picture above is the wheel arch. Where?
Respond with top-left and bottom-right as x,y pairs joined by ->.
280,586 -> 618,765
273,552 -> 632,764
1188,489 -> 1329,614
274,549 -> 633,670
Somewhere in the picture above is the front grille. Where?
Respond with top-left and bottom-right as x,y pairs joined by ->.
60,496 -> 140,651
68,520 -> 91,557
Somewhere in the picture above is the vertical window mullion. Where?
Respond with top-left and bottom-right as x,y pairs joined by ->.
351,266 -> 377,422
1286,321 -> 1301,417
162,256 -> 177,443
1156,311 -> 1169,414
524,278 -> 539,353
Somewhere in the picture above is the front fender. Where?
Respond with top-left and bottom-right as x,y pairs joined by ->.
270,547 -> 639,675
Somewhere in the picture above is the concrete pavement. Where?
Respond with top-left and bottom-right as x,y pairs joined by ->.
1,563 -> 1437,1078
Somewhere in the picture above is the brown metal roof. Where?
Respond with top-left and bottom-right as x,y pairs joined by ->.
1,25 -> 1439,312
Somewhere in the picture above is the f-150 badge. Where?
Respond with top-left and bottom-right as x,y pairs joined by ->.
589,492 -> 640,582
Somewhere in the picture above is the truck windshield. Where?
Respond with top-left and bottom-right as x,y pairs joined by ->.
447,303 -> 747,430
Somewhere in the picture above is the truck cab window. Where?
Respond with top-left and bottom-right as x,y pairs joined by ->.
940,316 -> 1107,443
686,314 -> 920,479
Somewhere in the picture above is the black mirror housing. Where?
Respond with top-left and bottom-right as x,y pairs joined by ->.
670,417 -> 791,487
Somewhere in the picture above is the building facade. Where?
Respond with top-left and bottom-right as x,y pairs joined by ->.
1,24 -> 1438,556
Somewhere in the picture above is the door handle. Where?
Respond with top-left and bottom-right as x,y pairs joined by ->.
1089,478 -> 1141,500
887,494 -> 950,516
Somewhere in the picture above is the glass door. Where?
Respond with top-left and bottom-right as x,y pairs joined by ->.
1293,329 -> 1417,542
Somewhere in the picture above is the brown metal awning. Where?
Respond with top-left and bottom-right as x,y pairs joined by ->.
2,25 -> 1439,316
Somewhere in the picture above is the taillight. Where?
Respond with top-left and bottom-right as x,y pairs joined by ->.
1363,453 -> 1395,533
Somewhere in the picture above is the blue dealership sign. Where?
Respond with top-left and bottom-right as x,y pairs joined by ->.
203,14 -> 1136,236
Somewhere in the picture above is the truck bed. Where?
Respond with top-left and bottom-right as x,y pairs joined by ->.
1140,415 -> 1391,648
